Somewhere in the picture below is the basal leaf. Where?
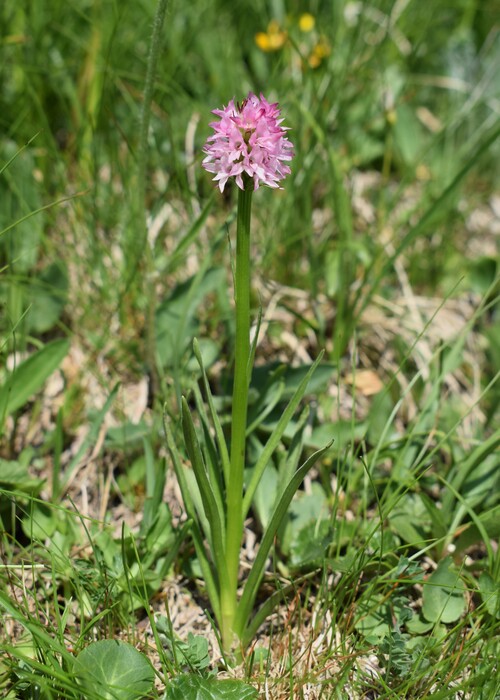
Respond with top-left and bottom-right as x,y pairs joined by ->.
165,674 -> 257,700
74,639 -> 154,700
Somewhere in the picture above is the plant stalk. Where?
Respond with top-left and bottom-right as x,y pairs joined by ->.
221,184 -> 253,651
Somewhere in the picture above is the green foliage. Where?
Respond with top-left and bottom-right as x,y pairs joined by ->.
165,674 -> 258,700
0,339 -> 69,423
74,639 -> 155,700
478,571 -> 500,618
156,620 -> 211,674
421,557 -> 467,624
155,268 -> 225,373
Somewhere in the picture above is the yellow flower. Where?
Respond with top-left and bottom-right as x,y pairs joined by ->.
299,13 -> 315,32
255,20 -> 287,52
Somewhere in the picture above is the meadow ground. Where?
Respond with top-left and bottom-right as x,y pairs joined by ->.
1,1 -> 499,698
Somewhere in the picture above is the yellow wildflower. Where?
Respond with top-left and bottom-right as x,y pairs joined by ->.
299,13 -> 315,32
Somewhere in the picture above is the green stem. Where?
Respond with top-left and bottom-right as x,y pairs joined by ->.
328,148 -> 353,362
221,184 -> 253,651
137,0 -> 169,212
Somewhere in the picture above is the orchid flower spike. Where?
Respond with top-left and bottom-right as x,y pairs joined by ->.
202,92 -> 294,192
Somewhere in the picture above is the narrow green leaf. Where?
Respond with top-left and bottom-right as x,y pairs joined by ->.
235,440 -> 333,638
0,338 -> 70,419
163,414 -> 221,622
443,429 -> 500,513
241,571 -> 318,647
278,405 -> 310,500
142,437 -> 165,532
192,381 -> 225,518
181,397 -> 227,572
247,302 -> 263,385
245,377 -> 285,436
0,132 -> 41,177
165,194 -> 214,273
243,351 -> 324,517
0,190 -> 88,239
193,338 -> 231,489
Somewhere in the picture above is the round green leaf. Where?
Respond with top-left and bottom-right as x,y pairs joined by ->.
165,674 -> 257,700
74,639 -> 154,700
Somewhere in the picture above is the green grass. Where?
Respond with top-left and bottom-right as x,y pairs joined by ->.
1,0 -> 499,697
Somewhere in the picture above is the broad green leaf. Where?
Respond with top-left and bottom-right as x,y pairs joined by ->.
250,459 -> 278,531
405,614 -> 435,635
289,518 -> 332,569
393,103 -> 427,167
468,256 -> 497,294
186,338 -> 219,372
389,493 -> 433,546
28,261 -> 68,333
422,557 -> 466,624
74,640 -> 154,700
455,505 -> 500,552
106,421 -> 151,448
250,359 -> 335,400
367,390 -> 397,448
460,453 -> 499,510
21,503 -> 58,540
0,338 -> 69,418
155,267 -> 225,369
281,482 -> 328,556
0,460 -> 43,492
478,573 -> 500,619
443,430 -> 500,514
306,420 -> 365,452
165,674 -> 257,700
